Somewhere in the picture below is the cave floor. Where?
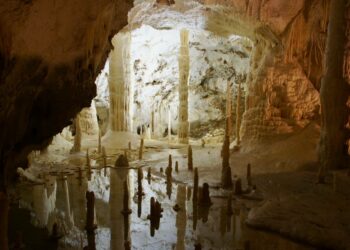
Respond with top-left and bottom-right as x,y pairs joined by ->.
10,123 -> 350,249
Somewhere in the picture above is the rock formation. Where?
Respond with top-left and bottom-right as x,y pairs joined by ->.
319,0 -> 350,171
0,0 -> 132,193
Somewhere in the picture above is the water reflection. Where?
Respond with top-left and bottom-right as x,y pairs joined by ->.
13,163 -> 315,250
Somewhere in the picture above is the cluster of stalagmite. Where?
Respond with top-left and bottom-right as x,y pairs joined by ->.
178,29 -> 190,144
108,33 -> 132,132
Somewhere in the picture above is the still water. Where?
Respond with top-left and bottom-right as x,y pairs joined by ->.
10,161 -> 314,250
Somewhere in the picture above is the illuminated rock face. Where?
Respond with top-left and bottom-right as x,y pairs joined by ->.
0,0 -> 133,185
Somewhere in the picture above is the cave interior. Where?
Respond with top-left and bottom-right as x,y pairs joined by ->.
1,0 -> 350,249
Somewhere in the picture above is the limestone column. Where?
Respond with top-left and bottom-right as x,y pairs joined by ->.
319,0 -> 350,171
178,29 -> 190,144
109,33 -> 131,132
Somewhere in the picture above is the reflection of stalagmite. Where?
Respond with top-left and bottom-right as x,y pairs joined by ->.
193,168 -> 198,202
147,167 -> 152,184
110,156 -> 131,250
63,179 -> 74,227
71,116 -> 81,153
32,182 -> 57,228
85,191 -> 96,232
199,183 -> 212,206
175,185 -> 187,250
178,29 -> 190,144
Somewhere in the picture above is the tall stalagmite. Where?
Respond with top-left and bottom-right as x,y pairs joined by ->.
109,33 -> 131,132
178,29 -> 190,144
319,0 -> 350,171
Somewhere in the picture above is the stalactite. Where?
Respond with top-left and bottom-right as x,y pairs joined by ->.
188,145 -> 193,171
178,29 -> 190,144
284,13 -> 305,63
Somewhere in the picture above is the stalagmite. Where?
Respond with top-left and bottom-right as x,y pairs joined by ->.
85,191 -> 96,232
175,161 -> 179,173
102,146 -> 107,177
235,80 -> 242,145
193,167 -> 199,202
168,107 -> 172,143
139,138 -> 144,160
98,130 -> 102,154
319,0 -> 350,172
188,145 -> 193,171
221,135 -> 230,186
178,29 -> 190,144
168,154 -> 172,168
115,154 -> 129,168
222,166 -> 233,189
226,80 -> 232,137
71,116 -> 81,153
246,163 -> 252,186
137,168 -> 144,195
86,149 -> 92,181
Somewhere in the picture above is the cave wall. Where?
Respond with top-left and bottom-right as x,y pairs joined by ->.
199,0 -> 328,144
0,0 -> 133,187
